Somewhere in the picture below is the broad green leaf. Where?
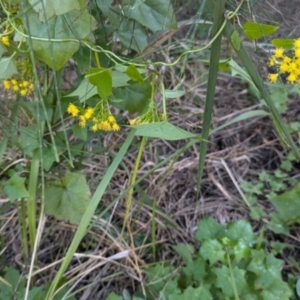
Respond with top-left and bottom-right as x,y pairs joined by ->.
195,217 -> 225,241
243,21 -> 278,40
113,83 -> 151,113
106,292 -> 123,300
65,78 -> 97,102
226,219 -> 255,245
3,173 -> 29,202
164,89 -> 185,98
28,0 -> 81,22
132,122 -> 199,140
123,0 -> 177,32
172,244 -> 194,264
126,64 -> 144,85
231,30 -> 241,51
269,183 -> 300,224
42,146 -> 57,172
200,240 -> 225,265
213,266 -> 247,297
87,67 -> 112,99
267,214 -> 290,235
23,9 -> 97,70
111,70 -> 131,87
261,279 -> 292,300
169,285 -> 213,300
271,38 -> 294,49
250,206 -> 266,221
0,42 -> 7,59
45,172 -> 90,224
0,56 -> 18,79
72,124 -> 88,140
20,124 -> 40,156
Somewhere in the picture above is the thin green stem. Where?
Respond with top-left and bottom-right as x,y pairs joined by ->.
226,249 -> 240,300
122,136 -> 147,233
19,198 -> 29,259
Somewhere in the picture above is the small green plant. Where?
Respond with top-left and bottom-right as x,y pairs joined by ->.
124,217 -> 293,300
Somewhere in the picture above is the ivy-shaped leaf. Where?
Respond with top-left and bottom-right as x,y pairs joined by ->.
200,240 -> 225,265
226,219 -> 255,245
3,173 -> 29,202
126,64 -> 144,85
45,172 -> 90,224
23,8 -> 97,70
0,56 -> 18,79
87,68 -> 112,99
169,285 -> 213,300
195,217 -> 225,241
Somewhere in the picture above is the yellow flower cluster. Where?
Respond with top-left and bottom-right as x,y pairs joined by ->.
268,38 -> 300,84
2,78 -> 34,96
1,36 -> 10,47
129,104 -> 166,125
67,103 -> 120,132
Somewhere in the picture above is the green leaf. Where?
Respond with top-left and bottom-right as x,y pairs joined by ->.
0,42 -> 7,59
243,21 -> 278,40
0,56 -> 18,79
3,173 -> 29,202
113,83 -> 152,113
126,64 -> 144,85
261,279 -> 292,300
200,240 -> 225,265
250,206 -> 266,221
169,285 -> 213,300
226,219 -> 255,245
271,38 -> 294,49
213,265 -> 247,297
106,292 -> 123,300
164,89 -> 185,98
172,244 -> 194,264
87,68 -> 112,99
231,30 -> 241,51
195,217 -> 225,241
65,78 -> 97,102
296,278 -> 300,297
123,0 -> 177,32
45,172 -> 90,224
132,122 -> 199,140
72,124 -> 87,140
28,0 -> 81,22
20,125 -> 40,156
42,146 -> 57,172
269,183 -> 300,224
267,214 -> 290,235
23,9 -> 97,70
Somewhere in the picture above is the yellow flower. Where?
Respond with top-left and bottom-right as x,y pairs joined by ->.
279,61 -> 289,73
268,56 -> 276,67
1,36 -> 10,46
282,56 -> 291,64
12,85 -> 19,92
3,80 -> 11,90
268,73 -> 278,83
11,79 -> 18,85
108,115 -> 116,124
84,107 -> 94,120
101,120 -> 111,131
79,115 -> 86,127
287,73 -> 297,83
67,103 -> 79,117
274,48 -> 284,58
112,123 -> 120,131
295,48 -> 300,58
294,38 -> 300,49
91,123 -> 98,131
20,80 -> 30,88
20,89 -> 27,96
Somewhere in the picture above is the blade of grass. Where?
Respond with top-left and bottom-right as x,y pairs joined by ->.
46,128 -> 136,299
197,0 -> 225,195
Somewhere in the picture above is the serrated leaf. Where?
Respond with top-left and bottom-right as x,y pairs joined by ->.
226,219 -> 255,245
132,122 -> 199,140
123,0 -> 177,32
243,21 -> 278,40
261,279 -> 292,300
164,89 -> 185,98
126,64 -> 144,85
271,38 -> 294,49
269,183 -> 300,224
3,173 -> 29,202
195,217 -> 225,241
0,56 -> 18,79
213,265 -> 247,297
23,9 -> 97,70
45,172 -> 90,224
113,83 -> 151,113
172,244 -> 194,264
28,0 -> 81,22
169,285 -> 213,300
250,206 -> 266,221
200,240 -> 225,265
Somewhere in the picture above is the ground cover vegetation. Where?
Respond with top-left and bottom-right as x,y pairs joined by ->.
0,0 -> 300,299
